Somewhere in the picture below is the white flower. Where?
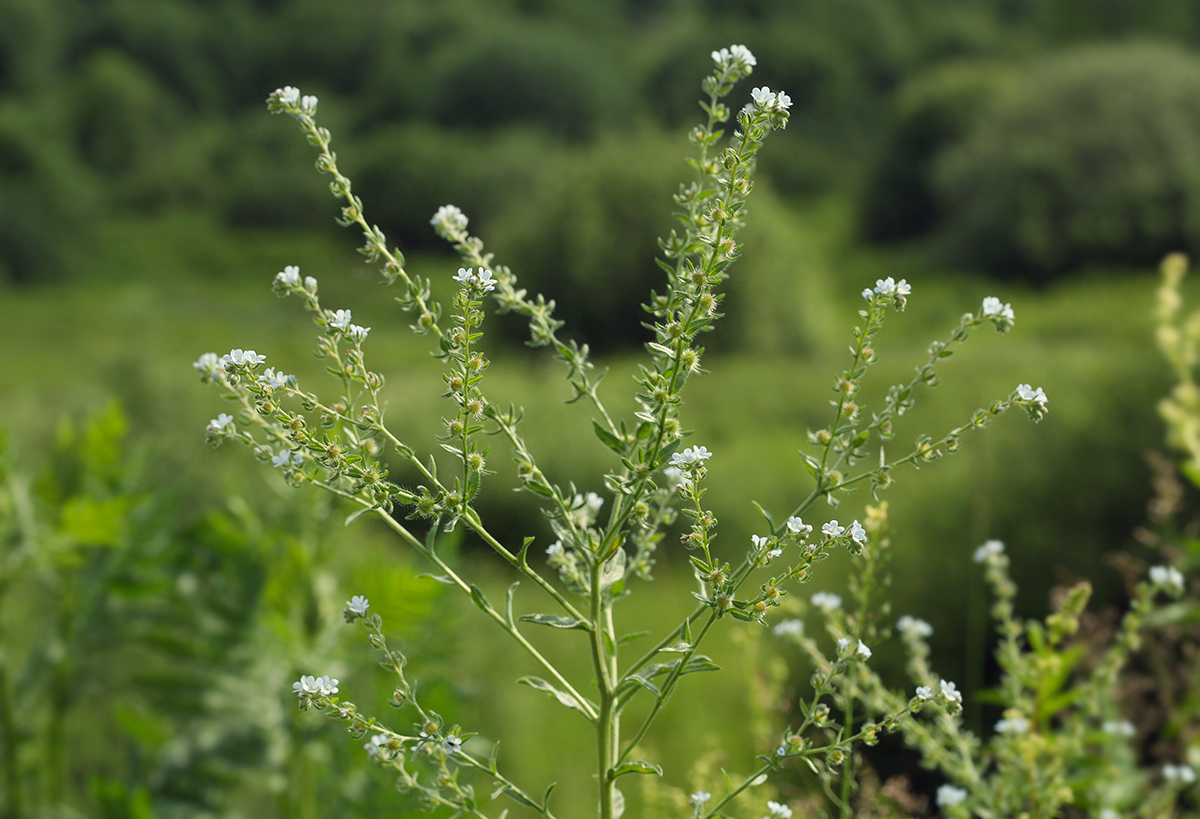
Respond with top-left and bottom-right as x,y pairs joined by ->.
313,674 -> 338,696
476,268 -> 497,293
773,90 -> 792,110
329,309 -> 352,330
672,445 -> 712,466
849,521 -> 867,544
729,44 -> 756,67
1164,764 -> 1196,785
453,267 -> 474,285
811,592 -> 842,612
915,685 -> 933,701
300,95 -> 318,115
1016,383 -> 1048,406
994,716 -> 1028,734
292,675 -> 317,696
862,287 -> 875,300
276,265 -> 301,286
208,413 -> 234,431
939,679 -> 962,703
751,86 -> 776,108
821,520 -> 845,537
277,86 -> 300,105
194,352 -> 222,377
1149,565 -> 1185,594
364,734 -> 387,757
766,801 -> 793,818
304,275 -> 318,291
973,539 -> 1005,563
786,516 -> 812,535
346,324 -> 370,342
851,639 -> 872,660
897,615 -> 933,638
257,368 -> 293,389
442,735 -> 463,754
981,296 -> 1014,321
873,277 -> 907,296
346,595 -> 369,615
690,790 -> 712,806
272,448 -> 301,468
773,619 -> 804,637
937,785 -> 967,807
546,541 -> 564,557
222,349 -> 267,368
1103,720 -> 1135,737
431,204 -> 468,233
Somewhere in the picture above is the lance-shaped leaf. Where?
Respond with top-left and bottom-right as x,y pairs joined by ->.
517,676 -> 597,723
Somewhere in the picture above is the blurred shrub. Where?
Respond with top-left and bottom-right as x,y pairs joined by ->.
425,19 -> 633,141
486,130 -> 683,352
70,49 -> 184,180
0,98 -> 97,283
859,60 -> 1017,243
933,41 -> 1200,282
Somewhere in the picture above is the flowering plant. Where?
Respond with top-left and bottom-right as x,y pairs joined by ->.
190,46 -> 1107,819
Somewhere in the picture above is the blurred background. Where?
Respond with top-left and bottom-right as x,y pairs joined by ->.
4,0 -> 1200,815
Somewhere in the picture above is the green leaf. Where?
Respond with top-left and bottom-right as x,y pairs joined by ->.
517,613 -> 591,631
593,421 -> 626,455
517,677 -> 596,722
612,760 -> 663,779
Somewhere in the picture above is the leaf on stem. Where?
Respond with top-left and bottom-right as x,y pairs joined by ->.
517,676 -> 597,723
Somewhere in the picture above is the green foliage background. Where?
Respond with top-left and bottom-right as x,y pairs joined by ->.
3,0 -> 1199,815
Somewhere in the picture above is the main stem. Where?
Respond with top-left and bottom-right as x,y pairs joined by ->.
592,557 -> 619,819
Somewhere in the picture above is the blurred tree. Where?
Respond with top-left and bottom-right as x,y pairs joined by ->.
934,41 -> 1200,281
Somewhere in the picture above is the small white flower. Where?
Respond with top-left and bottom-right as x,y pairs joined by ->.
811,592 -> 842,612
431,204 -> 469,233
292,675 -> 317,696
546,541 -> 564,557
765,548 -> 783,561
897,616 -> 933,638
773,619 -> 804,637
441,735 -> 463,754
277,86 -> 300,105
689,790 -> 712,806
862,287 -> 875,300
364,734 -> 387,757
1103,720 -> 1135,737
994,716 -> 1029,734
973,539 -> 1005,563
1100,810 -> 1119,819
1149,565 -> 1185,594
1016,383 -> 1048,406
939,679 -> 962,703
208,413 -> 234,431
223,349 -> 267,368
329,309 -> 352,330
476,268 -> 497,293
936,785 -> 967,807
751,86 -> 776,108
258,368 -> 293,389
874,277 -> 898,295
751,534 -> 770,550
276,265 -> 301,286
915,685 -> 933,701
729,44 -> 756,67
672,445 -> 712,466
1164,763 -> 1196,785
766,801 -> 793,818
313,675 -> 338,696
853,639 -> 872,660
786,516 -> 812,535
849,521 -> 867,544
194,352 -> 222,377
773,90 -> 792,110
304,275 -> 318,291
821,520 -> 845,537
272,448 -> 298,468
347,324 -> 370,342
300,94 -> 318,115
346,595 -> 369,615
981,296 -> 1015,321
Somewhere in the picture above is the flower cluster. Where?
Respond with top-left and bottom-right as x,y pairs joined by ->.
452,266 -> 496,293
